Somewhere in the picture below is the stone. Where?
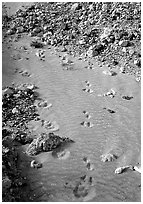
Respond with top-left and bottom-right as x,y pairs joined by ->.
30,160 -> 42,169
120,66 -> 126,73
26,132 -> 74,156
12,107 -> 18,114
134,59 -> 141,67
2,176 -> 12,191
119,40 -> 130,47
71,3 -> 79,11
115,165 -> 133,174
133,165 -> 141,174
101,153 -> 117,162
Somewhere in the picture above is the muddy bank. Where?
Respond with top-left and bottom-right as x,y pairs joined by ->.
2,2 -> 141,202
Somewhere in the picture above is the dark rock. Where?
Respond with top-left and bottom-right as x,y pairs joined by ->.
26,132 -> 74,156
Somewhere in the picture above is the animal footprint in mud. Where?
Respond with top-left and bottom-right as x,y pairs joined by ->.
80,121 -> 94,128
83,157 -> 94,171
56,150 -> 70,160
19,70 -> 31,77
100,153 -> 118,162
98,88 -> 116,98
30,160 -> 42,169
115,165 -> 133,174
41,120 -> 59,132
52,145 -> 71,160
85,80 -> 92,87
73,175 -> 96,199
103,107 -> 115,114
83,111 -> 91,119
42,120 -> 59,132
82,88 -> 93,93
122,96 -> 133,100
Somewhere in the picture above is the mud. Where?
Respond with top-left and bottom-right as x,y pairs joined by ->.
2,2 -> 141,202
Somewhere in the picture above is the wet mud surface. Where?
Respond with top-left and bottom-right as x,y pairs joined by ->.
2,2 -> 141,202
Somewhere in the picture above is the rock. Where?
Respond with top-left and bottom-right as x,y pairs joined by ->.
26,132 -> 74,156
122,47 -> 127,53
129,49 -> 135,56
12,107 -> 18,114
30,160 -> 42,169
119,40 -> 130,47
115,165 -> 134,174
133,165 -> 141,174
87,44 -> 104,58
100,27 -> 112,41
71,3 -> 79,11
30,40 -> 44,48
134,59 -> 141,67
2,176 -> 12,191
120,66 -> 126,73
103,88 -> 116,98
100,153 -> 117,162
37,100 -> 48,108
102,70 -> 117,76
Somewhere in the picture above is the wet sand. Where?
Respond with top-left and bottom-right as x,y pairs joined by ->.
2,3 -> 141,202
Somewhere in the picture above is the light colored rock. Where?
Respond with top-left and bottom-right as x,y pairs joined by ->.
2,176 -> 12,191
134,165 -> 141,173
12,107 -> 18,114
100,27 -> 112,40
119,40 -> 129,47
115,165 -> 133,174
101,153 -> 117,162
71,3 -> 79,11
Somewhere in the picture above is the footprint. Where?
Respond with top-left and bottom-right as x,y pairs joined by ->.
83,187 -> 96,201
103,107 -> 116,114
20,70 -> 31,77
83,157 -> 95,171
82,111 -> 91,119
73,174 -> 95,199
122,96 -> 133,100
82,88 -> 93,93
41,120 -> 59,131
80,121 -> 94,128
85,81 -> 92,87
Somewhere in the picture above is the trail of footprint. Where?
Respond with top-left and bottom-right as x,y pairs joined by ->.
82,80 -> 93,93
80,110 -> 93,128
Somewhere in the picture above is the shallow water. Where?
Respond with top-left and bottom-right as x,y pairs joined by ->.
2,9 -> 141,201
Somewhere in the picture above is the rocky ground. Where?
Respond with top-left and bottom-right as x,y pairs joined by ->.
2,2 -> 141,202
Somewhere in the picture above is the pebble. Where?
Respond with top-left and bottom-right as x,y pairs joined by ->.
115,165 -> 133,174
100,153 -> 117,162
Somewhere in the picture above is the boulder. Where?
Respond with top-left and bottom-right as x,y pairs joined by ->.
119,40 -> 130,47
26,132 -> 74,156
